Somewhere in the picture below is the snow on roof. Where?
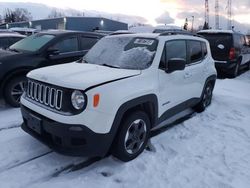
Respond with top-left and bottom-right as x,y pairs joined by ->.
197,29 -> 235,34
129,25 -> 181,33
0,33 -> 26,37
9,27 -> 39,32
107,33 -> 159,39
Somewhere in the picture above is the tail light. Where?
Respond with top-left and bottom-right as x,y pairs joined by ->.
229,48 -> 235,60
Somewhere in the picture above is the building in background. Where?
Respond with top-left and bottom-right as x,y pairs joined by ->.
0,17 -> 128,32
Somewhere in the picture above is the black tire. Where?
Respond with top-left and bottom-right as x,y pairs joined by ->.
112,111 -> 151,162
4,76 -> 27,107
194,82 -> 213,113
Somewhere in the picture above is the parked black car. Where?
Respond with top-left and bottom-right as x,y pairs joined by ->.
0,32 -> 25,49
0,30 -> 105,107
198,30 -> 250,77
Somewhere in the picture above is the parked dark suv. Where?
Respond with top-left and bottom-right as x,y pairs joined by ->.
198,30 -> 250,77
0,30 -> 105,107
0,32 -> 25,49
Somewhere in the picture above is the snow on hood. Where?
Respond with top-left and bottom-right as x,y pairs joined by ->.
27,62 -> 141,90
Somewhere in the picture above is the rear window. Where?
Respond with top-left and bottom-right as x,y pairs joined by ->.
199,33 -> 233,49
199,33 -> 233,61
202,42 -> 207,57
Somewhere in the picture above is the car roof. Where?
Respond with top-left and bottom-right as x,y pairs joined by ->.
107,33 -> 159,39
198,29 -> 235,34
38,30 -> 106,37
107,32 -> 206,42
9,27 -> 38,32
0,33 -> 26,38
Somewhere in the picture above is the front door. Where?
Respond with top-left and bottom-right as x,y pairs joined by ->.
47,36 -> 84,66
158,40 -> 190,118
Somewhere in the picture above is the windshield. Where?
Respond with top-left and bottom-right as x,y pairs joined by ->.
84,36 -> 158,70
9,33 -> 55,52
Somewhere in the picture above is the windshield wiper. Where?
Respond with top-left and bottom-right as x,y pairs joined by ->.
9,48 -> 20,53
82,58 -> 89,64
101,64 -> 121,69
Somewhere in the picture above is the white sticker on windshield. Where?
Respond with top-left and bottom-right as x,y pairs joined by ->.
134,39 -> 154,45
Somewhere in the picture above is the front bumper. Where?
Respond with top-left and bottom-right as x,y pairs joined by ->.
21,105 -> 113,157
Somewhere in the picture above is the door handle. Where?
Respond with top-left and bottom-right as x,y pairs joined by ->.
184,72 -> 192,78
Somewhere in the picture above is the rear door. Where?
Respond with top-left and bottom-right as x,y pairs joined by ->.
200,33 -> 232,62
185,40 -> 207,98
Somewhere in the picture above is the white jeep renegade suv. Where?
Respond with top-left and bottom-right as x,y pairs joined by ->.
21,32 -> 217,161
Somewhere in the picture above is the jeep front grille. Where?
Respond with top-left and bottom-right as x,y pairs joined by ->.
27,80 -> 63,110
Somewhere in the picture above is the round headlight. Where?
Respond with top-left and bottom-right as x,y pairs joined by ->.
71,90 -> 86,110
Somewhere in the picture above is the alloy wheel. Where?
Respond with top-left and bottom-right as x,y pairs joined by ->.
124,119 -> 147,155
11,81 -> 26,104
202,84 -> 213,108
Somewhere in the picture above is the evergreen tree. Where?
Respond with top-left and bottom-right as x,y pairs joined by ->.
183,18 -> 188,30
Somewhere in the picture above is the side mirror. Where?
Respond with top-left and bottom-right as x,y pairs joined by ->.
46,47 -> 60,56
166,58 -> 186,73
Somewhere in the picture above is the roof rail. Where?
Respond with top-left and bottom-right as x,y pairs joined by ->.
159,29 -> 201,37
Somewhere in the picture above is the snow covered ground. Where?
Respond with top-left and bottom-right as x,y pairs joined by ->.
0,71 -> 250,188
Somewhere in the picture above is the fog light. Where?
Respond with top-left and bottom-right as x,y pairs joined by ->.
69,126 -> 84,131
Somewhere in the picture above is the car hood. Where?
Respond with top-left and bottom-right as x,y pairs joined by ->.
0,49 -> 34,62
0,49 -> 19,59
27,62 -> 141,90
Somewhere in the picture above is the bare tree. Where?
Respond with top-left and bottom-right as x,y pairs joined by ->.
4,8 -> 32,23
14,8 -> 32,22
48,9 -> 65,18
4,9 -> 15,23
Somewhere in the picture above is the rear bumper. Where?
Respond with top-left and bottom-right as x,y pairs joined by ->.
215,60 -> 237,72
21,105 -> 113,157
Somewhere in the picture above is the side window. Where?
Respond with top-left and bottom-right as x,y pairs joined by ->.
234,35 -> 241,47
166,40 -> 187,63
245,36 -> 249,46
202,42 -> 207,57
0,38 -> 9,49
241,35 -> 247,46
53,37 -> 78,53
81,37 -> 99,50
188,40 -> 202,64
159,46 -> 166,70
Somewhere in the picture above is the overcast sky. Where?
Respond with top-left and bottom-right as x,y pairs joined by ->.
1,0 -> 250,30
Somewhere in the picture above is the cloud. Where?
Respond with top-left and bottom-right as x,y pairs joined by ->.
177,12 -> 203,20
155,11 -> 174,25
177,9 -> 250,33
